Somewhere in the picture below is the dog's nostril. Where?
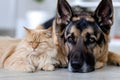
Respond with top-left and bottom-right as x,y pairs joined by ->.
71,61 -> 79,64
71,60 -> 82,69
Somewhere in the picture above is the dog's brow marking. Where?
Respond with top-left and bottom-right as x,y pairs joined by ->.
81,27 -> 93,37
72,17 -> 81,21
70,25 -> 80,37
86,17 -> 95,22
72,16 -> 95,22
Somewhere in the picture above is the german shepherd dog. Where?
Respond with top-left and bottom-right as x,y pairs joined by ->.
43,0 -> 120,73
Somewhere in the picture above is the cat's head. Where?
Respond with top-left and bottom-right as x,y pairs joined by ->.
23,27 -> 52,55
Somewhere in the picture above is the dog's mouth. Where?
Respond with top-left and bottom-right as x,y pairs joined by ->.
68,51 -> 95,73
68,61 -> 95,73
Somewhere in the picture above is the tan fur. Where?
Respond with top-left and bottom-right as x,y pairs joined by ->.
73,26 -> 110,69
0,37 -> 20,57
81,27 -> 93,37
52,0 -> 120,72
0,37 -> 21,68
52,20 -> 68,67
80,29 -> 108,69
70,26 -> 80,38
69,24 -> 117,69
72,16 -> 95,22
94,44 -> 108,69
0,27 -> 59,72
108,51 -> 120,65
53,18 -> 120,69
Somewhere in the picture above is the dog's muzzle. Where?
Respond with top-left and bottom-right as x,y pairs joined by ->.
68,52 -> 95,73
68,61 -> 95,73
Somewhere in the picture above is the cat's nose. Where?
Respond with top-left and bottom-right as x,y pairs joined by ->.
32,46 -> 37,50
32,48 -> 37,52
32,43 -> 38,49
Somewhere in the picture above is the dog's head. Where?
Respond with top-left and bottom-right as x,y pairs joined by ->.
55,0 -> 113,73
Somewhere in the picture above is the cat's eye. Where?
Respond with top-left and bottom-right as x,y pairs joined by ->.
29,41 -> 33,43
36,42 -> 41,44
28,41 -> 33,44
40,41 -> 46,43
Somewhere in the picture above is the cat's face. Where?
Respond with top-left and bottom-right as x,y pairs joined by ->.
24,27 -> 52,55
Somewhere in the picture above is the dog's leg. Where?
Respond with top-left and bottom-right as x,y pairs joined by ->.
56,45 -> 68,68
108,51 -> 120,66
95,52 -> 108,69
52,21 -> 68,68
95,62 -> 105,69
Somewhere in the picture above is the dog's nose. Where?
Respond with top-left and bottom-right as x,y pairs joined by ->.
70,61 -> 95,73
71,60 -> 82,70
71,61 -> 79,64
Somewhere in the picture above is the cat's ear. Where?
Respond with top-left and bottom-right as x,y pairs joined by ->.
24,27 -> 32,33
47,27 -> 52,31
36,25 -> 44,30
44,27 -> 52,37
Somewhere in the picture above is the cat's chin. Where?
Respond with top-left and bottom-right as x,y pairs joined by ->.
30,51 -> 39,55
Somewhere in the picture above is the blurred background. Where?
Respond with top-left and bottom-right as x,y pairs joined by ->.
0,0 -> 120,52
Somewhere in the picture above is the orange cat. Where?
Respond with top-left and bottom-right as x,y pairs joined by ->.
0,37 -> 21,66
0,27 -> 59,72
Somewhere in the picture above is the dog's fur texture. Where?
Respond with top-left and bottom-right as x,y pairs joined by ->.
42,0 -> 120,73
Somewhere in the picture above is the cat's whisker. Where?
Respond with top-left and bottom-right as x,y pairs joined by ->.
32,48 -> 36,52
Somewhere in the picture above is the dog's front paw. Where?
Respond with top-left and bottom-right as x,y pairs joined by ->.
42,64 -> 55,71
57,55 -> 68,68
60,57 -> 68,68
95,62 -> 105,69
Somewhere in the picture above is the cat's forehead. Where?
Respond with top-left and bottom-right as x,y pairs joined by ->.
31,29 -> 46,33
27,29 -> 46,35
26,30 -> 48,42
29,33 -> 41,39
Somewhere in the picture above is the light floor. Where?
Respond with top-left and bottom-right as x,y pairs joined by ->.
0,40 -> 120,80
0,65 -> 120,80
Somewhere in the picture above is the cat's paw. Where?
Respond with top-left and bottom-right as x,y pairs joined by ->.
51,59 -> 60,67
21,65 -> 36,73
42,64 -> 55,71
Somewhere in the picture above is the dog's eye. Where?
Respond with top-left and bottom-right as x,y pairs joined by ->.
89,37 -> 96,43
68,37 -> 74,44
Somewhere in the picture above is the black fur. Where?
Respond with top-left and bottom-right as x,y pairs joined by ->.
42,17 -> 54,29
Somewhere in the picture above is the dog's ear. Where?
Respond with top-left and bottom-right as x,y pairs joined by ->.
94,0 -> 113,34
57,0 -> 73,24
